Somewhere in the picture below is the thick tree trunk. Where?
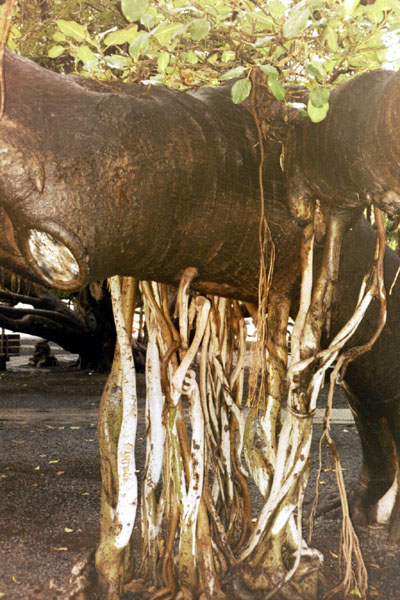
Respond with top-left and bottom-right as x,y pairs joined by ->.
284,70 -> 400,220
328,219 -> 400,540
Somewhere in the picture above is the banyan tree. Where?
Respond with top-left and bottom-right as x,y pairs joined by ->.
2,1 -> 400,598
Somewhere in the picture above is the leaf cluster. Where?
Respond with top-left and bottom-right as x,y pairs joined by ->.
6,0 -> 400,120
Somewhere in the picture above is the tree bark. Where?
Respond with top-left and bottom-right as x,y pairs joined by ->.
0,49 -> 298,299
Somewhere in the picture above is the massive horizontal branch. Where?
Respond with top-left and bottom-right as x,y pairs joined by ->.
1,51 -> 399,303
0,49 -> 296,300
285,70 -> 400,219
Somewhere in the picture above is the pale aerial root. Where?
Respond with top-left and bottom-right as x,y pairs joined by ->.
139,273 -> 220,597
137,273 -> 250,599
36,551 -> 97,599
227,515 -> 322,600
96,276 -> 138,600
309,365 -> 368,600
231,211 -> 362,600
244,290 -> 291,502
307,207 -> 387,600
139,298 -> 167,585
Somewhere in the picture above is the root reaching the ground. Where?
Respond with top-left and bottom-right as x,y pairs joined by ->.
88,206 -> 389,599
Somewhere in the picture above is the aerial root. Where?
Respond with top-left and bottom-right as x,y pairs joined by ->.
224,553 -> 321,600
37,551 -> 97,599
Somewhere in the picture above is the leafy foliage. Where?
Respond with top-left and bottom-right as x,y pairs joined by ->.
5,1 -> 400,117
6,1 -> 400,119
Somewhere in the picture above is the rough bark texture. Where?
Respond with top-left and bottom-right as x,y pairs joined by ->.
0,49 -> 299,301
328,219 -> 400,538
284,70 -> 400,219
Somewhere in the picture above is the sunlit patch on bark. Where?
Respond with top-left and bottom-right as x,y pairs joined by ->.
28,229 -> 80,284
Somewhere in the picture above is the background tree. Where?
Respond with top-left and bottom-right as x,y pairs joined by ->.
0,268 -> 116,370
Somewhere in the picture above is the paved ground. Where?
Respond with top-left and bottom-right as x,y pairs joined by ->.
1,337 -> 399,599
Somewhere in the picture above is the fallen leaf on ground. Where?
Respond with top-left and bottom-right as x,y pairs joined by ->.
56,471 -> 65,476
64,527 -> 73,533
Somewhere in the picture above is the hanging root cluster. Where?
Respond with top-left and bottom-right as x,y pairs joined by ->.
88,202 -> 387,600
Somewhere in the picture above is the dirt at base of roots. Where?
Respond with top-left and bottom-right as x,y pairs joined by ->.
1,365 -> 400,600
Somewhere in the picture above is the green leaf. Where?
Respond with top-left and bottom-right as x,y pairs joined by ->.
306,60 -> 327,82
56,20 -> 86,43
260,64 -> 279,79
268,78 -> 286,101
307,99 -> 329,122
104,55 -> 132,69
185,50 -> 199,65
48,45 -> 65,59
140,14 -> 156,29
104,27 -> 138,47
283,2 -> 310,38
129,31 -> 150,59
121,0 -> 149,23
189,18 -> 210,41
75,45 -> 96,64
52,32 -> 66,43
157,51 -> 170,73
344,0 -> 360,17
309,86 -> 330,107
255,35 -> 274,47
221,50 -> 235,62
155,22 -> 186,45
366,4 -> 384,23
267,0 -> 286,18
231,78 -> 252,104
10,26 -> 21,40
220,65 -> 246,80
323,25 -> 338,51
252,12 -> 274,30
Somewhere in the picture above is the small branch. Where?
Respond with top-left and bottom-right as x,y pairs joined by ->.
0,304 -> 85,332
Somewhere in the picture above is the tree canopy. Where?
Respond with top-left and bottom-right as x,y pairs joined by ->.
6,0 -> 400,119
